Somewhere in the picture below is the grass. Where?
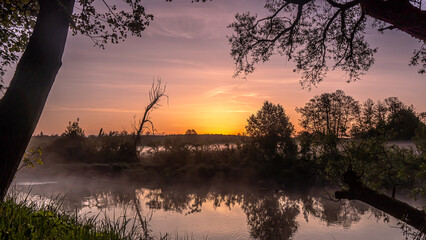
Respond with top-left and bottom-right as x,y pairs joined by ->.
0,190 -> 141,240
1,189 -> 209,240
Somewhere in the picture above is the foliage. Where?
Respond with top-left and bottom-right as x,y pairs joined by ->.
227,0 -> 425,87
62,118 -> 85,138
246,101 -> 296,160
297,91 -> 424,141
185,129 -> 198,135
352,97 -> 424,140
296,90 -> 359,139
19,146 -> 43,171
295,92 -> 426,200
0,1 -> 38,89
387,108 -> 423,140
0,192 -> 141,240
308,131 -> 426,201
414,123 -> 426,155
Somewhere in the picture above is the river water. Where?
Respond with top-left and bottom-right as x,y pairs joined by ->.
10,175 -> 424,240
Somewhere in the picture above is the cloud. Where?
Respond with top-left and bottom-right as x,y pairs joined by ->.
203,85 -> 236,98
70,81 -> 151,91
46,106 -> 139,113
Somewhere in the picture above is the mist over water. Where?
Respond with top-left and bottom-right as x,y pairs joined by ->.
11,171 -> 422,240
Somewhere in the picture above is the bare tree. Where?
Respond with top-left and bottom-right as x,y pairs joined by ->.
132,79 -> 168,157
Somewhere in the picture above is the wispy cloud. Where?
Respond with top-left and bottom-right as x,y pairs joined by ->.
203,86 -> 234,98
157,58 -> 204,68
70,82 -> 151,91
224,109 -> 253,113
47,106 -> 139,113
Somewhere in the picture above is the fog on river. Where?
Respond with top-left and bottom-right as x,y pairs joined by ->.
11,172 -> 423,240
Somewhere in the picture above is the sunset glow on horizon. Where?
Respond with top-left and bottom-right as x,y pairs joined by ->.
6,0 -> 424,136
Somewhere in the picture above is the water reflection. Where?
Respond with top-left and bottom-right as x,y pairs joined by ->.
11,178 -> 421,240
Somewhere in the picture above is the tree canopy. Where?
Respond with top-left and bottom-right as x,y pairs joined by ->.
296,90 -> 359,138
246,101 -> 296,157
228,0 -> 426,87
246,101 -> 294,139
297,90 -> 425,140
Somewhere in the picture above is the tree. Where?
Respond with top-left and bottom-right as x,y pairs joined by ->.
351,97 -> 424,140
388,108 -> 423,140
246,101 -> 296,158
296,90 -> 360,139
133,80 -> 167,157
228,0 -> 425,87
298,92 -> 426,232
185,129 -> 198,135
62,118 -> 85,138
0,0 -> 154,200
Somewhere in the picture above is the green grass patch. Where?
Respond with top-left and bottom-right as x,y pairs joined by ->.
0,192 -> 140,240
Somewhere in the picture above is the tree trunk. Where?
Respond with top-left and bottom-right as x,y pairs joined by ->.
0,0 -> 75,200
335,170 -> 426,233
360,0 -> 426,41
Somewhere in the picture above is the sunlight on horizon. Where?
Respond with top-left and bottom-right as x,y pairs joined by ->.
24,0 -> 425,136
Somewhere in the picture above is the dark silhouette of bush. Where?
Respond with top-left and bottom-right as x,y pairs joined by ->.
387,108 -> 423,140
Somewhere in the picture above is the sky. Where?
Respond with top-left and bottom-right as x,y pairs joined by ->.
7,0 -> 425,135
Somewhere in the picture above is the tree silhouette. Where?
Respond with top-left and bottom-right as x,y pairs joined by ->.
297,92 -> 426,233
296,90 -> 359,139
133,80 -> 167,157
185,129 -> 198,135
350,97 -> 424,140
228,0 -> 425,86
62,118 -> 85,138
246,101 -> 296,159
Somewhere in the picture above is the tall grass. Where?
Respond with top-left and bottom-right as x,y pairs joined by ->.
1,189 -> 208,240
0,189 -> 141,240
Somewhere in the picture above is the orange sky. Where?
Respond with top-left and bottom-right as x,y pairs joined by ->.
5,0 -> 424,136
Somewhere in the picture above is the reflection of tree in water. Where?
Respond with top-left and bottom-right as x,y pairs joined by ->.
301,195 -> 370,228
241,192 -> 300,239
27,181 -> 390,239
140,188 -> 208,214
135,187 -> 371,239
137,188 -> 245,215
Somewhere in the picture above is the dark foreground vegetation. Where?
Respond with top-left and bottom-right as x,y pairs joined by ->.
19,91 -> 426,236
0,192 -> 139,240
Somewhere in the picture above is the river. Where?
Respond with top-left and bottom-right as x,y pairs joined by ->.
10,174 -> 424,240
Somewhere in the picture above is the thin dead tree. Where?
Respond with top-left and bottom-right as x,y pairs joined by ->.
132,79 -> 167,158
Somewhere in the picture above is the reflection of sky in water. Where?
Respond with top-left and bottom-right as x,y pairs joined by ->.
11,180 -> 422,240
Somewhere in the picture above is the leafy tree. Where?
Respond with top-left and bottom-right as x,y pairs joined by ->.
0,0 -> 165,199
332,137 -> 426,232
228,0 -> 425,86
387,108 -> 423,140
296,90 -> 359,139
295,92 -> 426,232
185,129 -> 198,135
351,97 -> 424,140
246,101 -> 296,160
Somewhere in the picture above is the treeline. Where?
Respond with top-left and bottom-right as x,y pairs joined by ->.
25,90 -> 426,231
297,90 -> 425,140
33,91 -> 425,190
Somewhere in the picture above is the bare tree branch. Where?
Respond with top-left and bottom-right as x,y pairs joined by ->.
133,78 -> 168,157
